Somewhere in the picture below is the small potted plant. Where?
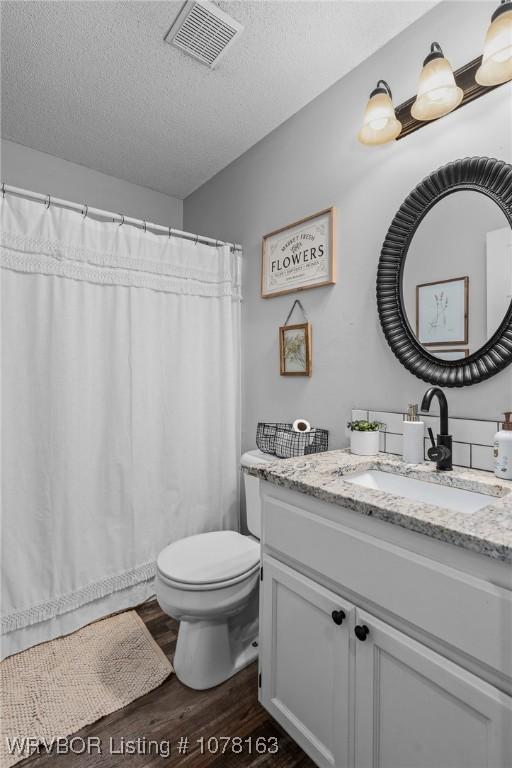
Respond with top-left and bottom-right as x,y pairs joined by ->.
346,419 -> 385,456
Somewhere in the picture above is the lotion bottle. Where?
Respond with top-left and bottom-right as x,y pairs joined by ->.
402,404 -> 425,465
494,412 -> 512,480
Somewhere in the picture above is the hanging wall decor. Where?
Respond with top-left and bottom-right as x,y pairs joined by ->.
262,208 -> 335,298
279,300 -> 312,376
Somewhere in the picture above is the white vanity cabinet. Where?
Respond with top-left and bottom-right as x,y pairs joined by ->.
354,609 -> 510,768
259,557 -> 353,768
258,482 -> 512,768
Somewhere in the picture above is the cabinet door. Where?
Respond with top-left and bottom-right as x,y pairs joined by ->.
259,556 -> 354,768
354,609 -> 512,768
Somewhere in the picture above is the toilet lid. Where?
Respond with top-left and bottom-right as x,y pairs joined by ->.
241,449 -> 275,467
157,531 -> 260,585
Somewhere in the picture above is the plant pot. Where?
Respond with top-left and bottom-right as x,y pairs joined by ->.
350,429 -> 380,456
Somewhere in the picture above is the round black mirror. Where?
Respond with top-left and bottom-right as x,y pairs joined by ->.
377,157 -> 512,387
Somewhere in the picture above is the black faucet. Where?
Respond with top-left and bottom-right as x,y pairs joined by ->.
421,387 -> 452,471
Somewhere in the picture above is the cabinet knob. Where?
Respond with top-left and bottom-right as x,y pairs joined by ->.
354,624 -> 369,641
331,610 -> 346,626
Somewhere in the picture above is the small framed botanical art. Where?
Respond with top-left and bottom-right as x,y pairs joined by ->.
261,208 -> 335,298
279,322 -> 312,377
416,276 -> 469,347
430,348 -> 470,361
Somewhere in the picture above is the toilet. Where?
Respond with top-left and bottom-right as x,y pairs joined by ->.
155,449 -> 273,690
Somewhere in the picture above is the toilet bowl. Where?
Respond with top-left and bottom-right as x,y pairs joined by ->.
155,450 -> 272,690
156,530 -> 260,689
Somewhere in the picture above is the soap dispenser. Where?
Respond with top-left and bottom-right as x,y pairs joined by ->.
494,413 -> 512,480
402,404 -> 425,464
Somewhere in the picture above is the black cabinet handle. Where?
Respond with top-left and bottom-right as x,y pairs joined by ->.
332,610 -> 346,626
354,624 -> 369,641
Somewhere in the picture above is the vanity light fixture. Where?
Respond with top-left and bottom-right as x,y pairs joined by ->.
411,42 -> 463,121
475,0 -> 512,86
357,80 -> 402,146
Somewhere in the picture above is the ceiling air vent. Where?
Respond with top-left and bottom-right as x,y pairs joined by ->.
165,1 -> 243,69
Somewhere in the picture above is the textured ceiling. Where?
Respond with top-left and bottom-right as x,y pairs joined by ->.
1,1 -> 437,198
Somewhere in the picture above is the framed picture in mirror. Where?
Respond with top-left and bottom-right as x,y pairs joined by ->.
416,276 -> 469,347
429,349 -> 469,361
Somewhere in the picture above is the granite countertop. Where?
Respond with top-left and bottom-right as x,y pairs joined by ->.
243,449 -> 512,563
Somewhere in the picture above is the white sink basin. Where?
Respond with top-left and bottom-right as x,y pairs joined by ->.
344,470 -> 494,514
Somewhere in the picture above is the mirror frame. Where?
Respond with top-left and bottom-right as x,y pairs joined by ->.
377,156 -> 512,387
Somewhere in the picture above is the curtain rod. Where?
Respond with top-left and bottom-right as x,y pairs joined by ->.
0,183 -> 242,253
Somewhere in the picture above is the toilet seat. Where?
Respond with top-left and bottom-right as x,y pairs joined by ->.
157,563 -> 260,591
157,531 -> 260,590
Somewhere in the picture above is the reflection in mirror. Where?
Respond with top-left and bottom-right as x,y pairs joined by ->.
402,191 -> 512,360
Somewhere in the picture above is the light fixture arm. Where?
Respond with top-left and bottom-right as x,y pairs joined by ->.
370,79 -> 393,99
492,1 -> 512,22
423,41 -> 445,65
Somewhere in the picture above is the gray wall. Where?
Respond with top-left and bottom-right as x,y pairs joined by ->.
1,139 -> 183,228
184,1 -> 512,451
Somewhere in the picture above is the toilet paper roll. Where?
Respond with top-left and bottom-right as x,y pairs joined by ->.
293,419 -> 311,433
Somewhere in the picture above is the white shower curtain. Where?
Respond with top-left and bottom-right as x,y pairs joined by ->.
0,194 -> 242,659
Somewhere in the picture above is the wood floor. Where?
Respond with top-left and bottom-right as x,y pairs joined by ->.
20,601 -> 315,768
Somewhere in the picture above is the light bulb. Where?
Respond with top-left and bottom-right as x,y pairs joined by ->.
476,1 -> 512,86
411,43 -> 463,121
358,80 -> 402,146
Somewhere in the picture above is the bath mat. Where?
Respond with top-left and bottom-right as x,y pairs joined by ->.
0,610 -> 173,767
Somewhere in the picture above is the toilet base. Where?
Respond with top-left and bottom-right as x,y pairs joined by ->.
173,594 -> 259,690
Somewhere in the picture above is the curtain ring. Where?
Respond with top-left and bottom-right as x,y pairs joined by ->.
82,204 -> 88,218
45,194 -> 51,209
118,214 -> 124,226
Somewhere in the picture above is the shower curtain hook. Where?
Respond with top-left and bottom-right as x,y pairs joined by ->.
143,220 -> 147,233
1,183 -> 5,198
45,194 -> 51,209
118,214 -> 124,226
82,204 -> 88,218
168,227 -> 172,238
194,233 -> 199,245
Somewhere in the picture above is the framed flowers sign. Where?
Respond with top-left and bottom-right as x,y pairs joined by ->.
261,208 -> 336,298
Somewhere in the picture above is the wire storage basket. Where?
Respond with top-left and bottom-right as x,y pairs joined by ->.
256,422 -> 329,458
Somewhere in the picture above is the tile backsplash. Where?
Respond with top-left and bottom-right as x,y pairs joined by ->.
352,408 -> 499,473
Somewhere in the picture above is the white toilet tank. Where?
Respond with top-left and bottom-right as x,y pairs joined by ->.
241,450 -> 274,539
